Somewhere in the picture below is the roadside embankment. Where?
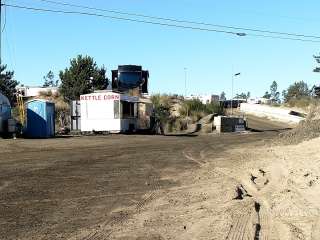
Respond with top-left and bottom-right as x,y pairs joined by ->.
240,103 -> 305,124
280,104 -> 320,144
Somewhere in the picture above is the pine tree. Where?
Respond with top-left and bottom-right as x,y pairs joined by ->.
0,64 -> 19,104
59,55 -> 108,100
43,71 -> 58,87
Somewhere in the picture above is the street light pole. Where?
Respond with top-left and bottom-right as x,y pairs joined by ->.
89,76 -> 94,92
184,67 -> 189,127
231,72 -> 241,116
184,67 -> 187,98
231,73 -> 234,115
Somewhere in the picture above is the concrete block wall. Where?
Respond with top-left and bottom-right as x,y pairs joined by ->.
214,116 -> 246,133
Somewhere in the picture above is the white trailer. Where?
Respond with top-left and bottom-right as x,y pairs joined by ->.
80,91 -> 152,133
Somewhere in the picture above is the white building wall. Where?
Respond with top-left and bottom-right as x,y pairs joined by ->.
81,92 -> 118,132
186,94 -> 218,104
81,118 -> 121,132
80,92 -> 138,132
17,87 -> 59,97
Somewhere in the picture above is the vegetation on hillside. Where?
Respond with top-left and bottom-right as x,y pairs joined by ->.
179,99 -> 223,122
284,97 -> 319,109
151,94 -> 224,133
282,81 -> 311,102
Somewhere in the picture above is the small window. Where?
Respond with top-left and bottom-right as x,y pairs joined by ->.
121,101 -> 135,118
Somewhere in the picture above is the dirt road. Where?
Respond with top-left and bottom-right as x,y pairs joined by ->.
0,134 -> 276,239
245,114 -> 294,132
0,117 -> 294,240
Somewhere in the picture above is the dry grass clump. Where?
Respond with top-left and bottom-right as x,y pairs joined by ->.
36,91 -> 70,129
285,97 -> 319,110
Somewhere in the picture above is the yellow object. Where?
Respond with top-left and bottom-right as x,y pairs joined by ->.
16,94 -> 25,126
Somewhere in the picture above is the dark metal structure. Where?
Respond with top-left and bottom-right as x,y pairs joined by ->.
220,99 -> 247,108
315,86 -> 320,98
71,100 -> 81,131
0,92 -> 12,134
112,65 -> 149,93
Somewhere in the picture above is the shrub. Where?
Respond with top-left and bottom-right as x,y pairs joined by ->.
285,97 -> 318,109
36,91 -> 70,129
179,99 -> 224,121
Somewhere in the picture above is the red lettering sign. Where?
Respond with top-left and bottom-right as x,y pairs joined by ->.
81,94 -> 120,101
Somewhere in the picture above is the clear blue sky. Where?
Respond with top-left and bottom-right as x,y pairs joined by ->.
3,0 -> 320,98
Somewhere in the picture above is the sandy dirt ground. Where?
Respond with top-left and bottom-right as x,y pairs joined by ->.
112,135 -> 320,240
1,117 -> 318,240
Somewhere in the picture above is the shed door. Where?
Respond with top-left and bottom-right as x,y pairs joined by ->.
27,102 -> 46,137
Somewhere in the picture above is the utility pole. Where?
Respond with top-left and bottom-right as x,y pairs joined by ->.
0,0 -> 2,63
231,73 -> 234,115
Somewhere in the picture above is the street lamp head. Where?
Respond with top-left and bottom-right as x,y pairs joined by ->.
236,32 -> 247,37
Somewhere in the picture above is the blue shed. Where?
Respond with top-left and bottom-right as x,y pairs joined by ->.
26,99 -> 55,138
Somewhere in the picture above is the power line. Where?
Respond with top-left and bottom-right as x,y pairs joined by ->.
2,1 -> 6,33
4,3 -> 320,43
32,0 -> 320,40
1,4 -> 246,36
0,0 -> 2,63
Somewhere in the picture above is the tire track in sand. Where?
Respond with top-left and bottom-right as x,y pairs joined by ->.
76,167 -> 162,240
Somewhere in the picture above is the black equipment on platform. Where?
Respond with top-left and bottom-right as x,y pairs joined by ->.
112,65 -> 149,93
